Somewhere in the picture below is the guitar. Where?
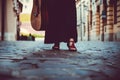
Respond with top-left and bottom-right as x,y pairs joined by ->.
31,0 -> 41,31
31,0 -> 48,31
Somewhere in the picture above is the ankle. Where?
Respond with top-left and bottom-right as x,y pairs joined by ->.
54,42 -> 59,47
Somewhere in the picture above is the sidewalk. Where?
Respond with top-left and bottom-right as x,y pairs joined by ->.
0,41 -> 120,80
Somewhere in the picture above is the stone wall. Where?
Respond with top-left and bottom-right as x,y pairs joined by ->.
0,0 -> 17,41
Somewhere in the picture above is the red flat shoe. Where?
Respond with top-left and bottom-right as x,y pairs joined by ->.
67,39 -> 77,51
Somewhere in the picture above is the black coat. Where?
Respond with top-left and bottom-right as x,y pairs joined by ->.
44,0 -> 77,43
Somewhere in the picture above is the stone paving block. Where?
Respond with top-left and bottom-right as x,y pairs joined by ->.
21,68 -> 71,77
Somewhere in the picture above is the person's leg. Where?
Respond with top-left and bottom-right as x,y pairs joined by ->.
67,38 -> 77,51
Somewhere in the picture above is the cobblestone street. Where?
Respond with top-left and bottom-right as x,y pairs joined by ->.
0,41 -> 120,80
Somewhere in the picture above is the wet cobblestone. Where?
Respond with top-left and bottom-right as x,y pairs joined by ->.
0,41 -> 120,80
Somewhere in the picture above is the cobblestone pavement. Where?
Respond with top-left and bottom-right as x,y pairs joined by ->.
0,41 -> 120,80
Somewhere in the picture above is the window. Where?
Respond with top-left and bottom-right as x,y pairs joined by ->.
114,0 -> 117,24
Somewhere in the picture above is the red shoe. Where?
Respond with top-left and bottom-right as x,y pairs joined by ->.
67,39 -> 77,51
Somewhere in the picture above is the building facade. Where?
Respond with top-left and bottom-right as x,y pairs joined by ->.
77,0 -> 90,41
78,0 -> 120,41
0,0 -> 22,41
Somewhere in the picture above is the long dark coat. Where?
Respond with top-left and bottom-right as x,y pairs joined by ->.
44,0 -> 78,43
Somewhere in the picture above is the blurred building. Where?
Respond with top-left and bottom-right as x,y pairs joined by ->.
76,0 -> 90,41
0,0 -> 22,41
78,0 -> 120,41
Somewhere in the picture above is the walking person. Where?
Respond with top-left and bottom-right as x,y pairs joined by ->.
45,0 -> 78,51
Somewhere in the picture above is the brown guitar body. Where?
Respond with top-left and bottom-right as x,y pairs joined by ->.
31,0 -> 41,31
